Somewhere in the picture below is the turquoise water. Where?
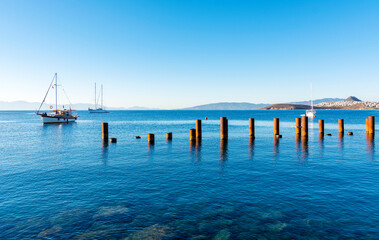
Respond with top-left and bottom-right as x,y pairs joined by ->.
0,110 -> 378,239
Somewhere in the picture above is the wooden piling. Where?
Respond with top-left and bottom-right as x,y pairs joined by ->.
102,122 -> 109,141
220,117 -> 228,140
148,133 -> 155,143
338,119 -> 344,134
166,132 -> 172,140
274,118 -> 279,135
249,118 -> 255,138
196,120 -> 202,139
295,118 -> 301,135
302,116 -> 308,137
190,129 -> 196,141
368,116 -> 375,134
366,118 -> 369,132
319,119 -> 324,136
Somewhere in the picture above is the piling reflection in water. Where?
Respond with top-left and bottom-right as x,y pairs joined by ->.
366,134 -> 375,161
166,138 -> 172,152
248,137 -> 255,160
220,139 -> 228,162
195,139 -> 202,162
301,136 -> 309,161
273,136 -> 279,160
295,134 -> 301,156
148,142 -> 155,153
101,141 -> 109,164
318,134 -> 325,157
338,132 -> 344,152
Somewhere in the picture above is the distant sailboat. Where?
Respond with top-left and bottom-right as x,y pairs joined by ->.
302,83 -> 316,118
36,73 -> 78,123
88,83 -> 109,113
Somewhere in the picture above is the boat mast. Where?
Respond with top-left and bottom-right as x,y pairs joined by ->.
55,73 -> 58,112
310,82 -> 313,111
95,83 -> 97,109
101,84 -> 103,109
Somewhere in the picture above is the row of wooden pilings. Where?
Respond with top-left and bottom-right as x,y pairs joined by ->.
101,116 -> 375,143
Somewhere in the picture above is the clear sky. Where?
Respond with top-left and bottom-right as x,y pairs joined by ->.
0,0 -> 378,109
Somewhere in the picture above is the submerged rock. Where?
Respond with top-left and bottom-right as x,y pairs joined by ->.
190,235 -> 208,240
267,222 -> 287,232
198,218 -> 233,233
37,226 -> 62,238
50,209 -> 89,227
261,210 -> 283,219
213,229 -> 231,240
123,224 -> 174,240
75,230 -> 118,240
93,205 -> 129,219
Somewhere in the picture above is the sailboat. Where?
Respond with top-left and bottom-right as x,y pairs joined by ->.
88,83 -> 109,113
302,83 -> 316,118
36,73 -> 78,123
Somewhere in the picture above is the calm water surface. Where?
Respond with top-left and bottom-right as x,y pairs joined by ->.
0,110 -> 378,239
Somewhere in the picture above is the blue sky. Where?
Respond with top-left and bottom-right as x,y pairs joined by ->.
0,0 -> 378,108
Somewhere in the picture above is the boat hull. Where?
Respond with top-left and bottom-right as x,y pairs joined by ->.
42,116 -> 77,124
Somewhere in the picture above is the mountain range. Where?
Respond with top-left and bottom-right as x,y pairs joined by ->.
0,101 -> 158,111
0,97 -> 365,110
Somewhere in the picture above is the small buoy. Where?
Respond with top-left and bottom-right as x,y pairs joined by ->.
347,132 -> 353,135
110,138 -> 117,143
326,133 -> 332,136
275,134 -> 282,139
205,117 -> 208,120
135,136 -> 141,139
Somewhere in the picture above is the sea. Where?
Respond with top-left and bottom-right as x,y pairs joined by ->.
0,110 -> 377,239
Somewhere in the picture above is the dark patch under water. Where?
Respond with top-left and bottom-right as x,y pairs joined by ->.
0,110 -> 378,239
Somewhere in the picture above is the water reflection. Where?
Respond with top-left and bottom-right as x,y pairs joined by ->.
220,139 -> 228,162
101,141 -> 109,164
366,134 -> 375,161
301,136 -> 309,161
273,136 -> 279,160
166,139 -> 172,153
189,140 -> 202,163
248,137 -> 255,160
148,142 -> 155,153
338,133 -> 344,152
295,134 -> 301,154
318,134 -> 324,157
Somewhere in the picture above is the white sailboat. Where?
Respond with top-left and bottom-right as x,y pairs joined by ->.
302,83 -> 316,118
88,83 -> 109,113
36,73 -> 78,123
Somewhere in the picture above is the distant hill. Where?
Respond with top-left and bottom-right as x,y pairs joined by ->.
181,102 -> 268,110
261,104 -> 315,110
0,101 -> 159,110
289,98 -> 344,105
345,96 -> 361,102
0,101 -> 40,110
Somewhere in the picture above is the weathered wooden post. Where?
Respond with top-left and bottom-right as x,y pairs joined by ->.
338,119 -> 344,135
368,116 -> 375,135
366,118 -> 369,132
302,116 -> 308,137
166,132 -> 172,140
102,122 -> 108,141
319,119 -> 324,136
148,133 -> 155,144
190,129 -> 196,142
274,118 -> 279,136
249,118 -> 255,138
196,120 -> 202,139
295,118 -> 301,135
220,117 -> 228,140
